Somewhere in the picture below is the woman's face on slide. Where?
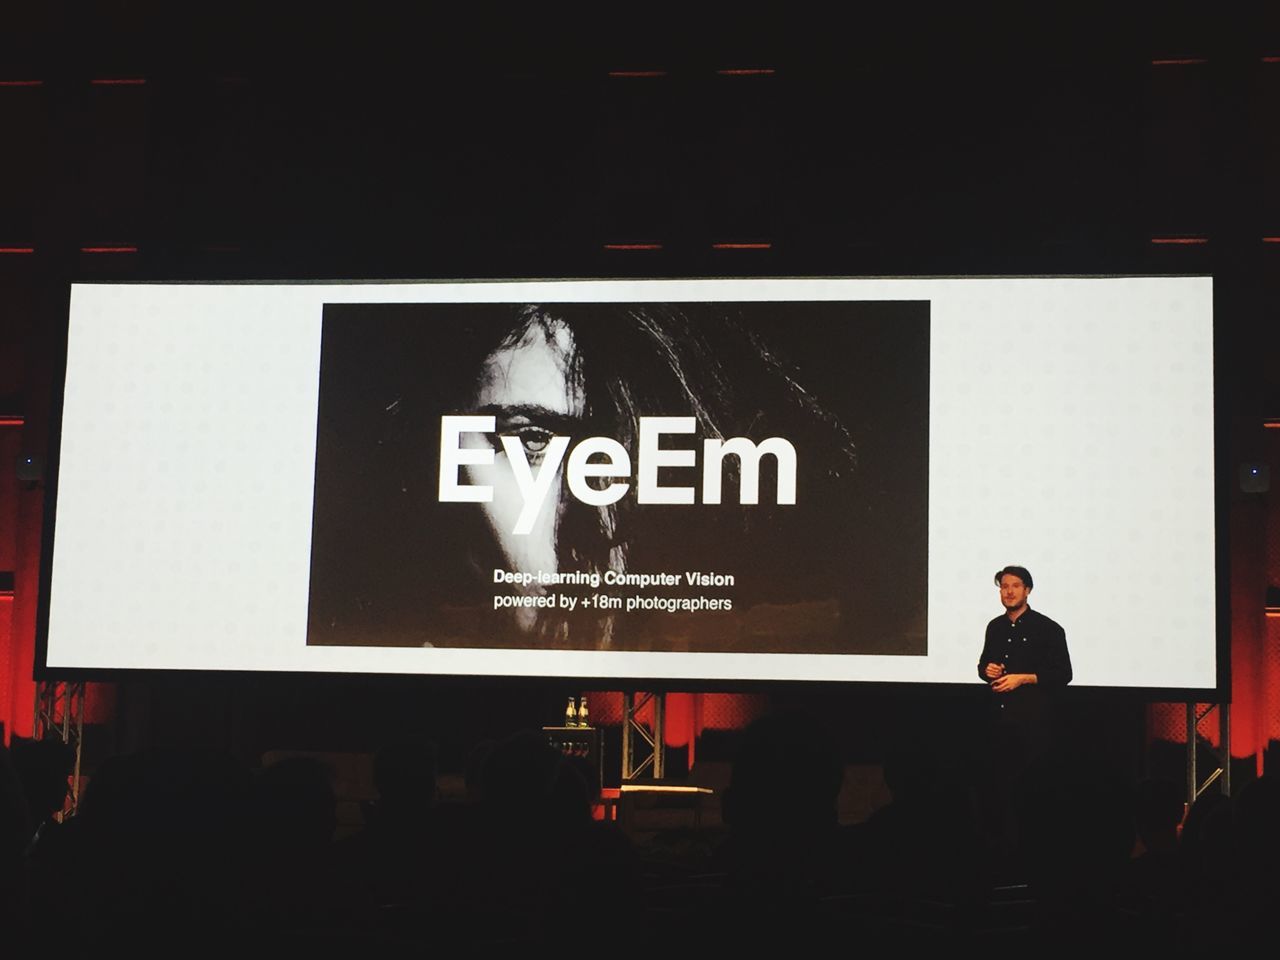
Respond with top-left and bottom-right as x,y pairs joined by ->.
461,321 -> 582,621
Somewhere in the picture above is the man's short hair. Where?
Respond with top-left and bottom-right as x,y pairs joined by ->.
995,565 -> 1034,590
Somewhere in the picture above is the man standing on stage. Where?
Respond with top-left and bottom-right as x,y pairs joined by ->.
978,565 -> 1072,757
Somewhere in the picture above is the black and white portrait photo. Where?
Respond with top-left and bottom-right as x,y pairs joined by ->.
306,299 -> 929,656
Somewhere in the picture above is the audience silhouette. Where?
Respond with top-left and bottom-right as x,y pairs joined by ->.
2,720 -> 1275,949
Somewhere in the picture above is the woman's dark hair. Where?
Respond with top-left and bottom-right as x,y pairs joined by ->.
479,304 -> 854,575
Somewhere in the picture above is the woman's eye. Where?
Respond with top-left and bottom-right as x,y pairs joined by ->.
513,426 -> 553,454
492,424 -> 558,458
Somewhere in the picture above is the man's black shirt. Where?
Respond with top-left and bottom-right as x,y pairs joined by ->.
977,606 -> 1072,687
978,606 -> 1072,738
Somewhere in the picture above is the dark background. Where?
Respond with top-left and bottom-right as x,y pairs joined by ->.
1,4 -> 1278,782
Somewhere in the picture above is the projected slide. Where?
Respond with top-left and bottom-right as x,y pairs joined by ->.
41,278 -> 1217,688
306,300 -> 928,655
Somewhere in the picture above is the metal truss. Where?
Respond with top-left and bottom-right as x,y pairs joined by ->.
1186,702 -> 1230,802
621,691 -> 665,781
33,680 -> 86,817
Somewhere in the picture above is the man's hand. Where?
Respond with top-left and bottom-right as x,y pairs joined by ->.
990,672 -> 1036,693
983,662 -> 1006,680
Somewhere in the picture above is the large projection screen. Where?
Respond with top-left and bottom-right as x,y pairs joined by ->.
40,278 -> 1217,689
